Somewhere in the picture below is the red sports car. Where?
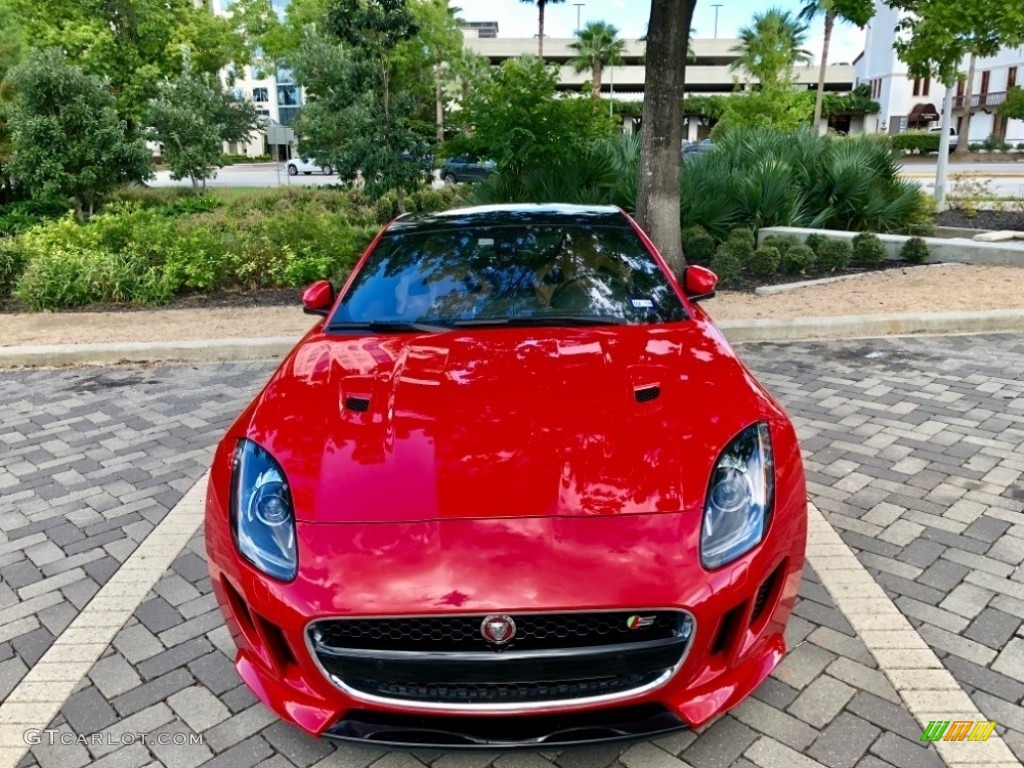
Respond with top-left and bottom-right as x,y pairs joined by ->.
205,204 -> 807,749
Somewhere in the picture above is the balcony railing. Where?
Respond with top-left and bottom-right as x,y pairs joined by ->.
954,91 -> 1008,109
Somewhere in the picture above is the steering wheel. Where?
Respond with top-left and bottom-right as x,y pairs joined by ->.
549,272 -> 608,309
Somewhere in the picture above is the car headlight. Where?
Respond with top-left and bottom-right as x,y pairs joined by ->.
701,423 -> 775,570
231,439 -> 297,581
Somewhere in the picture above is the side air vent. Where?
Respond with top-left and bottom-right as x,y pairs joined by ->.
635,386 -> 661,404
345,396 -> 371,413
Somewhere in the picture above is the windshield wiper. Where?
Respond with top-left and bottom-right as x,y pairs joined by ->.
327,321 -> 451,334
453,315 -> 628,328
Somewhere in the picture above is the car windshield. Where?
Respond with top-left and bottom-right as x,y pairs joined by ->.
329,223 -> 687,329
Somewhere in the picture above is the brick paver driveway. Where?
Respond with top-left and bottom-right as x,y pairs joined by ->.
1,333 -> 1022,768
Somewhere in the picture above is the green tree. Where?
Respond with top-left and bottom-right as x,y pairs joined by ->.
636,0 -> 696,273
148,59 -> 260,191
717,88 -> 815,132
447,57 -> 614,176
520,0 -> 567,58
570,21 -> 627,98
1001,87 -> 1024,120
0,0 -> 26,202
6,49 -> 153,219
731,9 -> 811,87
293,0 -> 434,206
885,1 -> 1024,158
9,0 -> 253,126
798,0 -> 874,130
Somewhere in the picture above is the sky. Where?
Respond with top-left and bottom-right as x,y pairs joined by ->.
453,1 -> 868,65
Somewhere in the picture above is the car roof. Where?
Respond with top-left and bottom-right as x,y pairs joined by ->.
386,204 -> 630,234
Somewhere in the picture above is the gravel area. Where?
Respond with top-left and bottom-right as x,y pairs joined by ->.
935,209 -> 1024,231
1,265 -> 1022,347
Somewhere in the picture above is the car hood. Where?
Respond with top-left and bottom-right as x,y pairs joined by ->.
241,321 -> 770,524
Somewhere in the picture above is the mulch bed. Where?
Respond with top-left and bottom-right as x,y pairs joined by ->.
934,210 -> 1024,232
725,263 -> 905,294
0,287 -> 300,315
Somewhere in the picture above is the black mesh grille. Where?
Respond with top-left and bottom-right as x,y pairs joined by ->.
311,611 -> 685,653
635,386 -> 661,403
357,671 -> 661,704
344,396 -> 370,412
751,565 -> 781,624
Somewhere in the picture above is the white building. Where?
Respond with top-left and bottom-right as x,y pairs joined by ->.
855,1 -> 1024,143
209,0 -> 303,159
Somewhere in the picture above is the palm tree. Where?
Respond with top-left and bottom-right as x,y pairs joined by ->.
520,0 -> 567,58
799,0 -> 874,132
731,8 -> 811,87
570,21 -> 627,98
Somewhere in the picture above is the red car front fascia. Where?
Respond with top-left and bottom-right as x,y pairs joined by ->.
204,414 -> 806,738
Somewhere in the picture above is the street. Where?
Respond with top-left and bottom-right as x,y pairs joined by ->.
149,164 -> 446,190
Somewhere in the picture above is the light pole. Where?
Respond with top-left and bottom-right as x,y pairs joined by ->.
573,3 -> 584,34
712,4 -> 724,39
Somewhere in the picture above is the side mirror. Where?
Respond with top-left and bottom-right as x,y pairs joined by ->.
301,280 -> 335,316
683,265 -> 718,302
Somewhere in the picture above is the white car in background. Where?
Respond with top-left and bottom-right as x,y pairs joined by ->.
929,126 -> 959,152
286,156 -> 333,176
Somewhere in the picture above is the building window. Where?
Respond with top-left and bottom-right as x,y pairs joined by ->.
981,70 -> 991,95
277,85 -> 301,107
913,78 -> 921,96
1009,67 -> 1018,90
922,78 -> 930,96
253,87 -> 269,103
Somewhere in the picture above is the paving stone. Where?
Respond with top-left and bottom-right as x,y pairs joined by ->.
261,721 -> 335,767
63,684 -> 120,733
825,658 -> 899,704
918,623 -> 998,666
964,608 -> 1021,650
731,697 -> 818,751
112,668 -> 194,717
678,716 -> 756,768
991,637 -> 1024,681
112,624 -> 164,664
770,641 -> 835,691
943,654 -> 1024,702
751,677 -> 799,709
917,559 -> 970,592
845,692 -> 923,743
11,626 -> 54,667
940,583 -> 995,619
618,743 -> 687,768
32,724 -> 92,768
204,703 -> 278,753
787,675 -> 856,729
187,650 -> 240,695
135,596 -> 182,635
146,718 -> 214,768
136,637 -> 212,681
807,713 -> 880,768
0,656 -> 29,700
221,683 -> 261,713
806,628 -> 875,667
868,732 -> 943,768
89,653 -> 144,699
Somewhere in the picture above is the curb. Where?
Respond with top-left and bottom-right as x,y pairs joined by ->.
752,264 -> 964,296
718,309 -> 1024,343
2,310 -> 1024,368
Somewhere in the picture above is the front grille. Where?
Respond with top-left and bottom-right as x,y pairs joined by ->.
309,611 -> 693,706
312,611 -> 684,653
365,671 -> 661,704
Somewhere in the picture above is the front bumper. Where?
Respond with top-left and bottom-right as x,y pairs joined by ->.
205,465 -> 807,748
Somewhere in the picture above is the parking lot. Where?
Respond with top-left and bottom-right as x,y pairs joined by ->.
1,334 -> 1022,768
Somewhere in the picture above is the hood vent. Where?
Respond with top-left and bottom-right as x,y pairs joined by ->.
634,386 -> 661,404
345,396 -> 371,413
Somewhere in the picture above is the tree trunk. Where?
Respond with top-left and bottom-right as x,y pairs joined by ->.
537,1 -> 545,58
435,61 -> 445,144
954,53 -> 977,156
636,0 -> 695,275
592,60 -> 602,98
813,10 -> 834,134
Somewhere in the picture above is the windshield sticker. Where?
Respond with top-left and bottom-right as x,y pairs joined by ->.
630,297 -> 655,309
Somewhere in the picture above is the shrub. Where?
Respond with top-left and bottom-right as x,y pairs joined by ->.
710,243 -> 745,288
0,238 -> 28,296
901,237 -> 930,264
761,234 -> 800,256
727,227 -> 756,250
1018,142 -> 1024,151
891,131 -> 940,155
968,142 -> 985,153
781,244 -> 816,275
816,239 -> 852,273
805,232 -> 830,256
852,232 -> 888,267
983,134 -> 1011,153
748,246 -> 781,279
685,233 -> 717,265
682,225 -> 709,247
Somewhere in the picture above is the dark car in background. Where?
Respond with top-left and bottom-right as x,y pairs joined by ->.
441,157 -> 496,184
